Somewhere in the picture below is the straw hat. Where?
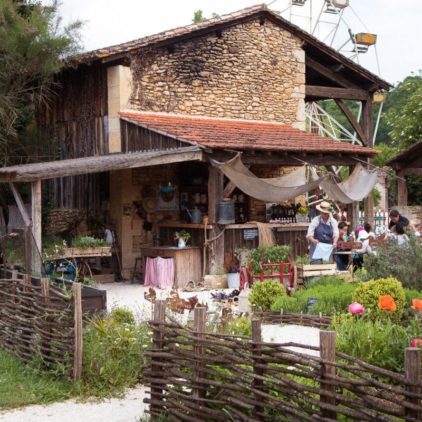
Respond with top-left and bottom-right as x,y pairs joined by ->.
316,201 -> 333,214
142,197 -> 157,213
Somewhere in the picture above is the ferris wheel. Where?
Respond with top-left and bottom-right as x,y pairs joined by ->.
267,0 -> 384,146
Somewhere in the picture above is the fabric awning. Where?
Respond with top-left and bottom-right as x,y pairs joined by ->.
0,146 -> 203,182
211,154 -> 323,202
320,164 -> 378,204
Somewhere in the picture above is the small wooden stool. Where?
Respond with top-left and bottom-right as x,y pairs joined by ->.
132,257 -> 144,284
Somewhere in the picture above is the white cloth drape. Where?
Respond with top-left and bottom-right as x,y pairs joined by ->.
211,154 -> 323,202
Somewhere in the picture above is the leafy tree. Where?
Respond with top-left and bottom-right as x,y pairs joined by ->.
192,9 -> 219,24
0,0 -> 82,163
385,72 -> 422,149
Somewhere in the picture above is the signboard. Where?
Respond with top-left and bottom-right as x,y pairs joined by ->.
243,229 -> 258,240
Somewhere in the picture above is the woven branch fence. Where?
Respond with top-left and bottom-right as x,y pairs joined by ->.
144,301 -> 422,421
254,311 -> 332,329
0,271 -> 83,380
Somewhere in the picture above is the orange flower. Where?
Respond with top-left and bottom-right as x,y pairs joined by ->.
379,295 -> 397,311
412,299 -> 422,311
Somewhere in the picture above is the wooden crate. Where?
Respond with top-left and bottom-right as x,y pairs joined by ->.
296,263 -> 336,287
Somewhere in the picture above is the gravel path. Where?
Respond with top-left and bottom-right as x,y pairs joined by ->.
0,385 -> 148,422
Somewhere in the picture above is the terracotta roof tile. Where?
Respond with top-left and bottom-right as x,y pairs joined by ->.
119,111 -> 376,156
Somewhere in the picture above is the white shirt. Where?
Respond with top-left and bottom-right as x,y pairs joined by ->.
306,215 -> 339,240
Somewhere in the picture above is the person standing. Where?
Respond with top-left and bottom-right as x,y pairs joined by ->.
306,201 -> 339,264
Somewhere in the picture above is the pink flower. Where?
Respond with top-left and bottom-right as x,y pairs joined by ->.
348,302 -> 365,314
410,338 -> 422,348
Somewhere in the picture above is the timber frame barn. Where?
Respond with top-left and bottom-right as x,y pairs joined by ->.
0,4 -> 390,279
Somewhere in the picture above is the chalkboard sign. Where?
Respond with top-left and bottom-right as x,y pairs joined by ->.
243,229 -> 258,240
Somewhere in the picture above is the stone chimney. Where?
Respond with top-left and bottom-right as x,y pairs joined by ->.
107,65 -> 133,153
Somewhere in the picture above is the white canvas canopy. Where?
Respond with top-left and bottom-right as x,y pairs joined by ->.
212,154 -> 377,205
320,164 -> 378,204
211,154 -> 323,202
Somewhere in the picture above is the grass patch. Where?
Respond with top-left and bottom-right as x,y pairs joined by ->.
0,349 -> 73,410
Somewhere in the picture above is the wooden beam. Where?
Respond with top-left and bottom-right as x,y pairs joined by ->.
31,180 -> 42,254
223,181 -> 237,198
334,99 -> 367,145
0,147 -> 203,182
306,85 -> 369,101
207,165 -> 224,275
397,170 -> 408,207
9,182 -> 31,227
307,57 -> 359,89
399,168 -> 422,177
362,100 -> 373,148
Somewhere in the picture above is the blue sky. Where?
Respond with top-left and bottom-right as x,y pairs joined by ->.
55,0 -> 422,85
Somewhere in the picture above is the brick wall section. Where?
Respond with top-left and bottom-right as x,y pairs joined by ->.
129,18 -> 305,126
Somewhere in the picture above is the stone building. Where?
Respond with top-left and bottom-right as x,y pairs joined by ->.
1,5 -> 390,279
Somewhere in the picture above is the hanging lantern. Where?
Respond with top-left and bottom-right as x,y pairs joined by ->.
373,91 -> 386,103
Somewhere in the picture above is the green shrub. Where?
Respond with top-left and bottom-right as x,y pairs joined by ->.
332,315 -> 422,372
82,308 -> 151,396
271,276 -> 357,316
364,236 -> 422,290
218,316 -> 252,337
249,279 -> 286,311
72,235 -> 108,248
352,277 -> 406,320
246,245 -> 290,275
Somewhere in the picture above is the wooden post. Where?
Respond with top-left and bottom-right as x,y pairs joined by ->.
362,99 -> 375,227
193,306 -> 207,399
41,278 -> 50,303
11,269 -> 18,280
72,282 -> 83,381
24,226 -> 32,276
151,300 -> 166,415
31,180 -> 42,275
320,330 -> 337,419
397,170 -> 408,207
405,347 -> 421,419
207,165 -> 224,274
252,319 -> 264,417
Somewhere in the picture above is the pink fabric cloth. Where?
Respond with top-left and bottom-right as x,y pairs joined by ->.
144,256 -> 174,289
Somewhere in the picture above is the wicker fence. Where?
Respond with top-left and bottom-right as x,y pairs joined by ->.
0,271 -> 83,380
144,301 -> 422,421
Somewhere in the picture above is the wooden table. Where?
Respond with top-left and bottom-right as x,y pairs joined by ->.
140,246 -> 202,289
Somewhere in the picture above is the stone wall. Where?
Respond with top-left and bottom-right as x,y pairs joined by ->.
129,18 -> 305,127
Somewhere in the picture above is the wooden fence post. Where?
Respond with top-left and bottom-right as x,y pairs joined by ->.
72,282 -> 83,381
405,347 -> 421,419
193,306 -> 206,399
24,226 -> 32,276
11,269 -> 18,280
252,319 -> 264,417
320,330 -> 337,419
151,300 -> 166,415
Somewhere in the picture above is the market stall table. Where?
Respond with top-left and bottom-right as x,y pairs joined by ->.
140,246 -> 201,289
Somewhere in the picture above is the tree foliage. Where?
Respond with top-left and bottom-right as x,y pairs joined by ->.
385,72 -> 422,149
0,0 -> 82,162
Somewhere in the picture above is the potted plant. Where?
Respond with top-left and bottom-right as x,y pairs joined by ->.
174,230 -> 191,248
295,204 -> 308,223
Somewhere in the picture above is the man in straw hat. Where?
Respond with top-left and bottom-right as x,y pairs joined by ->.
306,201 -> 339,264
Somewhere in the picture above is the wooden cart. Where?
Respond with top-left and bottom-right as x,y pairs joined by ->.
46,246 -> 113,282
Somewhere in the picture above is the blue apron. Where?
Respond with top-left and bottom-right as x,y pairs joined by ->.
309,216 -> 334,263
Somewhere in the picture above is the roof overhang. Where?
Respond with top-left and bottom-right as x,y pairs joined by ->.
0,146 -> 203,183
120,110 -> 377,160
386,141 -> 422,170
